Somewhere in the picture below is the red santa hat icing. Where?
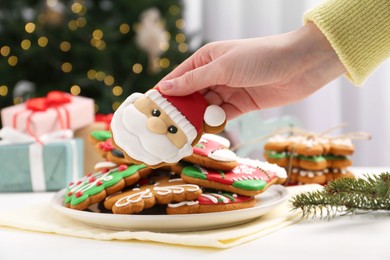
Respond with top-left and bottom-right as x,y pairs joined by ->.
145,89 -> 226,142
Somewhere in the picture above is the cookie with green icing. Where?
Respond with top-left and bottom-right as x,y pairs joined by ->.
166,191 -> 256,214
64,162 -> 152,210
181,157 -> 287,197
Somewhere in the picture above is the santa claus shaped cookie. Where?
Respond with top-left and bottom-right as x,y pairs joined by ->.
110,88 -> 226,168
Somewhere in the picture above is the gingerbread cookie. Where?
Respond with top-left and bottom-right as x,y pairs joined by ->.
110,88 -> 227,168
296,169 -> 328,185
181,158 -> 287,197
329,138 -> 354,156
64,163 -> 152,210
104,173 -> 202,214
298,155 -> 328,170
166,191 -> 256,214
89,130 -> 112,145
182,133 -> 238,171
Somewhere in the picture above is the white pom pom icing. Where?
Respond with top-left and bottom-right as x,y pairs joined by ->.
203,105 -> 226,127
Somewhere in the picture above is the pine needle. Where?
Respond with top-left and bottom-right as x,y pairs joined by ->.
290,173 -> 390,219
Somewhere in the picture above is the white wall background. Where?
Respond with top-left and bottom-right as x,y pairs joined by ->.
183,0 -> 390,167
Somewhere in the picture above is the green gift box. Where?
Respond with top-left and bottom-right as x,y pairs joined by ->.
0,138 -> 83,192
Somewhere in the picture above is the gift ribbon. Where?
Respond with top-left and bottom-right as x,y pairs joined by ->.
0,127 -> 79,192
12,91 -> 72,143
95,113 -> 113,130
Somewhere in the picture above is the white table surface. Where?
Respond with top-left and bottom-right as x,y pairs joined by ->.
1,167 -> 390,260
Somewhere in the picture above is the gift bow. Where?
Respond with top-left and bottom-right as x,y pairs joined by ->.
25,91 -> 71,112
0,127 -> 78,192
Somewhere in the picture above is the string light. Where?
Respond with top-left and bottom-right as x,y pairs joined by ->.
87,69 -> 97,80
8,56 -> 18,66
61,62 -> 72,73
160,42 -> 169,51
0,46 -> 10,57
104,75 -> 114,86
132,63 -> 143,74
21,39 -> 31,50
112,86 -> 123,96
159,58 -> 170,69
71,2 -> 83,14
25,23 -> 36,33
175,19 -> 185,29
119,23 -> 130,34
13,97 -> 23,104
178,42 -> 188,53
60,41 -> 71,52
76,17 -> 87,27
112,101 -> 121,111
68,20 -> 78,30
0,85 -> 8,96
92,29 -> 103,39
70,85 -> 81,95
169,5 -> 180,16
38,37 -> 49,47
96,71 -> 106,81
175,33 -> 186,43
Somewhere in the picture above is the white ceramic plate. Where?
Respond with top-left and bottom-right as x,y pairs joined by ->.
51,185 -> 289,232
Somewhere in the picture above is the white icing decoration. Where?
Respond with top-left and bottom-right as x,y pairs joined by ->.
203,105 -> 226,127
237,157 -> 287,178
154,184 -> 200,195
208,149 -> 237,162
331,138 -> 353,147
68,168 -> 116,193
115,189 -> 153,206
202,133 -> 231,148
168,201 -> 199,208
200,194 -> 218,203
94,161 -> 117,170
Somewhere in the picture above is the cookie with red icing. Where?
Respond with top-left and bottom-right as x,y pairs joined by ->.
110,88 -> 227,169
64,162 -> 152,210
166,191 -> 256,214
90,130 -> 132,165
104,173 -> 202,214
181,157 -> 287,197
182,133 -> 238,171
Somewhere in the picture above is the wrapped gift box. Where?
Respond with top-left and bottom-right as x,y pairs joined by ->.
0,139 -> 83,192
1,91 -> 94,137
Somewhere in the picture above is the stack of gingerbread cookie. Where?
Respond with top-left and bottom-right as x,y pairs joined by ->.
263,134 -> 355,185
63,132 -> 287,215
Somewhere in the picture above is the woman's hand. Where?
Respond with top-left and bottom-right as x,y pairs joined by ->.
158,22 -> 346,120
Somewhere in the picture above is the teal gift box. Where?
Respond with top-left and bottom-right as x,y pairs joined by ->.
0,139 -> 83,192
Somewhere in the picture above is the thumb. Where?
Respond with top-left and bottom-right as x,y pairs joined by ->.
158,63 -> 217,96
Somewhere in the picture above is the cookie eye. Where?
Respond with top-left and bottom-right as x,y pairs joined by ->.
167,125 -> 178,134
151,109 -> 161,117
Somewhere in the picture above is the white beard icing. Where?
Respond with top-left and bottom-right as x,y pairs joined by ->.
111,93 -> 193,166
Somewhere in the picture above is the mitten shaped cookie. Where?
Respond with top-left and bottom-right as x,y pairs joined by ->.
182,133 -> 238,171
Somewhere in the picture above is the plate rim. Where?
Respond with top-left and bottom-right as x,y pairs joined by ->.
50,184 -> 289,231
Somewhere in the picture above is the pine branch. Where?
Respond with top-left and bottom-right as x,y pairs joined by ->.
291,173 -> 390,219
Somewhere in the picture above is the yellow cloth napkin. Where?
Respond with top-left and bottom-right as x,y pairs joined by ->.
0,184 -> 321,248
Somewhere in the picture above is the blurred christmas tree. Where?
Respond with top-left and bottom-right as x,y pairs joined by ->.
0,0 -> 192,114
